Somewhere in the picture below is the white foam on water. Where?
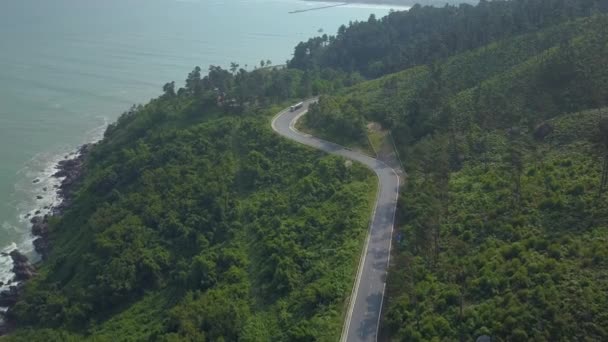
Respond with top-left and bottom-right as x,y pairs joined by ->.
12,115 -> 109,228
0,242 -> 18,314
0,115 -> 110,311
86,116 -> 110,143
0,242 -> 17,291
0,151 -> 70,304
14,150 -> 69,222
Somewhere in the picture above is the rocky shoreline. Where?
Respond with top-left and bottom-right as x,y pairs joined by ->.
0,143 -> 91,333
30,144 -> 91,260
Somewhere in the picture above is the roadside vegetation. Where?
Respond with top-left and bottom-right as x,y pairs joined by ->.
5,0 -> 608,340
4,65 -> 376,341
297,11 -> 608,341
290,0 -> 607,78
387,107 -> 608,340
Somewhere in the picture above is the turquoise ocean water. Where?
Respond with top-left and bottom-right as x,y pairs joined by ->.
0,0 -> 402,288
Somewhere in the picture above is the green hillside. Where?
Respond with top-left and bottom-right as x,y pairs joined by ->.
4,0 -> 608,340
385,107 -> 608,340
301,14 -> 608,340
305,15 -> 608,145
290,0 -> 608,77
4,69 -> 376,341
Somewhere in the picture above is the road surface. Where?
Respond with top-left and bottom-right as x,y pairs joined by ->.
271,99 -> 400,341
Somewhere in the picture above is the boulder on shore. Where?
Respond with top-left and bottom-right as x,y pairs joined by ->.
9,250 -> 36,281
0,143 -> 92,334
30,216 -> 50,258
52,144 -> 90,206
30,216 -> 49,237
33,238 -> 49,261
0,285 -> 21,307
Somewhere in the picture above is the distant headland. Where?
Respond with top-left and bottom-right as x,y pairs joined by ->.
304,0 -> 478,7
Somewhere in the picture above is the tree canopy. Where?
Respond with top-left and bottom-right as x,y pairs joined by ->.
5,65 -> 376,341
289,0 -> 608,77
297,12 -> 608,341
5,0 -> 608,340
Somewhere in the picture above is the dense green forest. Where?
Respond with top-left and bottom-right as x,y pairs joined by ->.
300,12 -> 608,341
3,66 -> 376,340
290,0 -> 608,77
5,0 -> 608,340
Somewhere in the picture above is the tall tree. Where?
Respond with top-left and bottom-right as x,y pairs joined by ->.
186,66 -> 202,94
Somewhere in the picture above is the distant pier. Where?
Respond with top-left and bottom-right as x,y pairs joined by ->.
289,3 -> 348,14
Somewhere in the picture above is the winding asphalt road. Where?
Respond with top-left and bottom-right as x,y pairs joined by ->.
271,99 -> 400,342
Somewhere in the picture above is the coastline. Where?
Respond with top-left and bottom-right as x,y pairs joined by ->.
302,0 -> 463,8
0,143 -> 92,334
30,143 -> 91,259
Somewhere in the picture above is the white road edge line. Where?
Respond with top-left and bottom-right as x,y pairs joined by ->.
271,100 -> 401,342
341,175 -> 380,342
286,108 -> 380,342
374,169 -> 400,340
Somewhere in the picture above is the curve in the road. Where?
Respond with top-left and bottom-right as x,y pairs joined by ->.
271,99 -> 400,342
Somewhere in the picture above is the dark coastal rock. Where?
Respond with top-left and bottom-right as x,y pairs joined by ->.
42,187 -> 47,192
31,144 -> 93,266
9,250 -> 28,264
51,199 -> 72,216
0,285 -> 21,307
31,215 -> 50,259
30,216 -> 49,237
9,250 -> 36,281
534,122 -> 553,140
32,179 -> 40,184
33,238 -> 49,261
0,142 -> 93,333
0,313 -> 15,335
29,215 -> 41,225
52,144 -> 90,205
53,169 -> 68,178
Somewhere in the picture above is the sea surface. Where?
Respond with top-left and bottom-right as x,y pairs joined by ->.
0,0 -> 405,288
